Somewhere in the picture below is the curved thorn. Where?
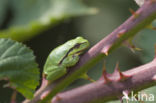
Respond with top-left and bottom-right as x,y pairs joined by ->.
102,62 -> 111,83
113,62 -> 131,81
119,71 -> 132,81
105,51 -> 109,56
55,94 -> 62,101
101,45 -> 110,56
124,40 -> 141,53
52,94 -> 62,102
152,75 -> 156,81
129,8 -> 139,18
117,29 -> 127,38
41,90 -> 50,100
149,0 -> 156,4
114,62 -> 119,72
87,77 -> 96,82
82,73 -> 95,82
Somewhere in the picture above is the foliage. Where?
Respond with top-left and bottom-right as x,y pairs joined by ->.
0,38 -> 39,99
0,0 -> 96,41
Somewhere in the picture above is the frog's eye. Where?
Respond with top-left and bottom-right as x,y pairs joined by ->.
74,43 -> 81,49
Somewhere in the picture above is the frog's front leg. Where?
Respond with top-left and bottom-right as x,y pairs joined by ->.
62,54 -> 79,67
45,67 -> 66,82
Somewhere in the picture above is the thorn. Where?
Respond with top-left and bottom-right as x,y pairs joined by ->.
55,94 -> 62,101
41,90 -> 50,100
119,71 -> 129,81
102,62 -> 111,83
149,0 -> 156,4
114,62 -> 131,81
123,40 -> 141,53
81,73 -> 95,82
101,45 -> 111,56
134,47 -> 142,51
105,52 -> 109,56
129,8 -> 139,18
113,62 -> 120,73
51,94 -> 62,102
119,70 -> 131,81
87,77 -> 96,82
152,75 -> 156,81
117,29 -> 127,38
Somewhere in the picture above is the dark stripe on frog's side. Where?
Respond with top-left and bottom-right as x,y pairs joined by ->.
58,42 -> 86,65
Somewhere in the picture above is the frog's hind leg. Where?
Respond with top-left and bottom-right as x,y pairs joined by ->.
46,67 -> 66,82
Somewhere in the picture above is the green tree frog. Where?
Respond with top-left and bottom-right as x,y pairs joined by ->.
43,36 -> 89,82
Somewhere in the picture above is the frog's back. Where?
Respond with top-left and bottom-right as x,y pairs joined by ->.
44,37 -> 88,70
44,38 -> 77,69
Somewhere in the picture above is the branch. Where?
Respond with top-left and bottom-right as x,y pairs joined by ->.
51,58 -> 156,103
23,0 -> 156,103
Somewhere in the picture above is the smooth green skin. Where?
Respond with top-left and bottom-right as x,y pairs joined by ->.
43,36 -> 89,82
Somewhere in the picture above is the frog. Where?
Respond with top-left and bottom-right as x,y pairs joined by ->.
43,36 -> 89,82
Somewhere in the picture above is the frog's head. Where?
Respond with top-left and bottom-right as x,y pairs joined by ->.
68,36 -> 89,55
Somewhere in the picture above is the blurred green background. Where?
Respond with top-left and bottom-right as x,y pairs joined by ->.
0,0 -> 156,103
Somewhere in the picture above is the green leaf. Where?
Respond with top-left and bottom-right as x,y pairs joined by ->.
0,38 -> 39,99
0,0 -> 96,41
134,29 -> 156,63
